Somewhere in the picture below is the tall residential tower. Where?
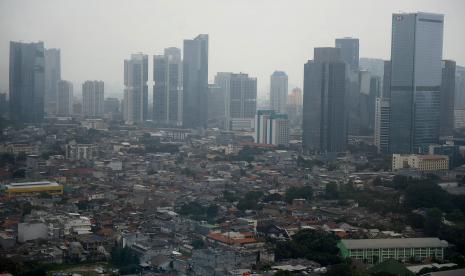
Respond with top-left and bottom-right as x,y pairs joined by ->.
153,47 -> 183,126
124,53 -> 148,124
82,81 -> 104,118
44,48 -> 61,115
270,71 -> 288,114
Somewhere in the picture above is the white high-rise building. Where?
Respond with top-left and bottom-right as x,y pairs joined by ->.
374,97 -> 390,153
82,81 -> 104,118
124,53 -> 148,124
255,110 -> 289,146
270,71 -> 288,114
56,80 -> 73,116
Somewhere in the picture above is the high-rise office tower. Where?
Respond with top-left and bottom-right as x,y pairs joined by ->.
335,37 -> 359,72
440,60 -> 456,137
270,71 -> 288,114
207,84 -> 225,128
389,12 -> 444,153
255,110 -> 289,146
214,72 -> 232,126
153,47 -> 183,126
302,47 -> 347,153
358,70 -> 371,134
82,80 -> 104,118
337,38 -> 360,136
44,48 -> 61,115
56,80 -> 73,116
228,73 -> 257,131
183,34 -> 208,128
382,60 -> 391,98
455,66 -> 465,110
124,53 -> 148,124
288,87 -> 303,108
9,41 -> 45,123
359,58 -> 385,78
0,93 -> 7,119
287,87 -> 303,128
359,71 -> 381,135
374,97 -> 390,153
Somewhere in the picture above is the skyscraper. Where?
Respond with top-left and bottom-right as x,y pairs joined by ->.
44,48 -> 61,115
335,37 -> 359,71
124,53 -> 148,124
228,73 -> 257,131
288,87 -> 303,108
440,60 -> 456,137
359,71 -> 381,135
56,80 -> 73,116
382,60 -> 391,98
82,80 -> 104,118
374,97 -> 390,153
207,84 -> 225,128
270,71 -> 288,114
0,93 -> 7,119
214,72 -> 232,126
302,47 -> 347,153
455,66 -> 465,110
389,12 -> 444,153
183,34 -> 208,128
9,41 -> 45,123
255,110 -> 289,146
337,38 -> 360,136
153,47 -> 183,126
358,70 -> 372,134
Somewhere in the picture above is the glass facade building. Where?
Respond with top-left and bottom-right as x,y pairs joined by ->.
389,12 -> 444,153
9,41 -> 45,123
303,47 -> 347,153
183,34 -> 209,129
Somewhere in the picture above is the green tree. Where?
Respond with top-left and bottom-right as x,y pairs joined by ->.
285,186 -> 313,203
275,229 -> 341,265
223,190 -> 238,202
325,182 -> 339,199
191,239 -> 206,249
263,193 -> 283,202
111,246 -> 139,268
425,208 -> 443,236
206,204 -> 219,221
404,179 -> 452,211
237,191 -> 264,211
446,209 -> 465,222
178,201 -> 207,220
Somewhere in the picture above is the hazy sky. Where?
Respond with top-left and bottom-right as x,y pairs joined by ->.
1,0 -> 464,99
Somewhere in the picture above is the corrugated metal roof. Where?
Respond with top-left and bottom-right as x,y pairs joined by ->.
341,238 -> 448,249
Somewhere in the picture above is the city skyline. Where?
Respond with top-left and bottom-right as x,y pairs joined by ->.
1,0 -> 464,99
3,2 -> 465,274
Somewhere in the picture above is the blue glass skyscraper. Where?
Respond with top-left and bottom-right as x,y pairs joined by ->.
389,12 -> 444,153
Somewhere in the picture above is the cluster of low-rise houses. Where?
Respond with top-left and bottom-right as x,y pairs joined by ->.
1,121 -> 465,275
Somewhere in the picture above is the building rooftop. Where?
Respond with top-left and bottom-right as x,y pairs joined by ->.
6,181 -> 60,188
418,155 -> 448,161
341,238 -> 448,249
